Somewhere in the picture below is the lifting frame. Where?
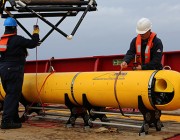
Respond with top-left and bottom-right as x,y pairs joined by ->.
0,0 -> 97,43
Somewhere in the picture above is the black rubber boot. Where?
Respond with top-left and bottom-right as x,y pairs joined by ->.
1,120 -> 22,129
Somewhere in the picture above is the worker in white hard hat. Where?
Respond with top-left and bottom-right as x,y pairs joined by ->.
121,17 -> 163,70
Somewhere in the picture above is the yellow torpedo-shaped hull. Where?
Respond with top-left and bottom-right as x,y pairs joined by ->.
0,70 -> 179,111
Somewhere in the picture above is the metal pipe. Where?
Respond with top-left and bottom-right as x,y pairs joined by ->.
44,112 -> 70,117
14,0 -> 88,5
28,106 -> 69,111
89,120 -> 142,128
91,110 -> 143,117
6,6 -> 97,12
71,0 -> 95,36
1,12 -> 77,18
27,114 -> 86,124
108,117 -> 143,124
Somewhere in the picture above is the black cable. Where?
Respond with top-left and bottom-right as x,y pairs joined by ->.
114,67 -> 130,117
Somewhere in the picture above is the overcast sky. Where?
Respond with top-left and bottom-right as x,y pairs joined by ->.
1,0 -> 180,60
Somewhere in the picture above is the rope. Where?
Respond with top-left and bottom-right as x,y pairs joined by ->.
24,44 -> 56,127
114,66 -> 129,117
35,18 -> 39,25
35,47 -> 44,109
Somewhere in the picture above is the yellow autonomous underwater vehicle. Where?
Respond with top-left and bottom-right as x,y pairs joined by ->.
0,69 -> 179,134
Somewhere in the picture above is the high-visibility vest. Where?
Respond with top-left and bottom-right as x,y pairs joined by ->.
135,32 -> 156,64
0,33 -> 16,52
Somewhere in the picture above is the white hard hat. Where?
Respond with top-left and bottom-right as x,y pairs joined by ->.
136,18 -> 152,34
